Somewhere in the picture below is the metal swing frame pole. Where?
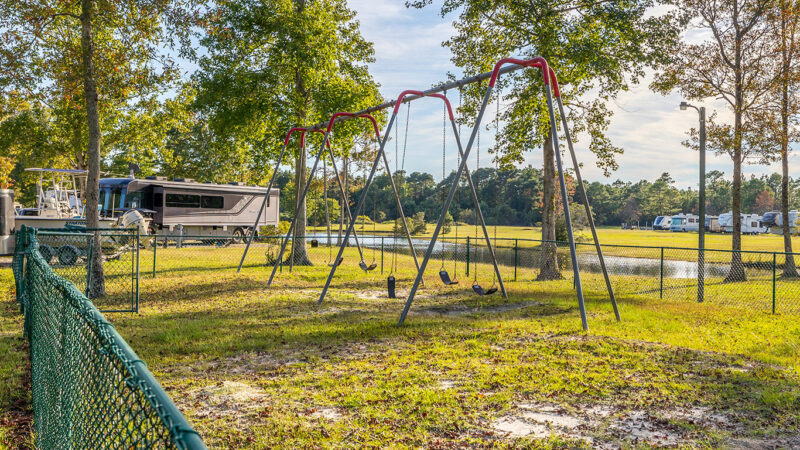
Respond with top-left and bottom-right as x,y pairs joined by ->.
399,57 -> 582,326
542,74 -> 589,332
267,129 -> 334,285
398,83 -> 494,325
395,89 -> 506,297
446,105 -> 507,298
238,127 -> 305,272
550,72 -> 620,322
321,139 -> 366,261
317,112 -> 423,304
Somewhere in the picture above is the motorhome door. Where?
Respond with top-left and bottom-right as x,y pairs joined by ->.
153,186 -> 164,226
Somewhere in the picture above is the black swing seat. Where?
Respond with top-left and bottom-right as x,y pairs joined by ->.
439,270 -> 458,286
328,257 -> 344,267
359,261 -> 378,272
472,283 -> 498,296
387,276 -> 397,299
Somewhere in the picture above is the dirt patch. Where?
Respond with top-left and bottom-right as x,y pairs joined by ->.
608,410 -> 682,446
415,301 -> 545,317
310,407 -> 343,421
189,380 -> 269,418
491,403 -> 745,447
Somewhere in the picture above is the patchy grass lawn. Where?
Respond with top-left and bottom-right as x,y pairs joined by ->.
2,248 -> 800,448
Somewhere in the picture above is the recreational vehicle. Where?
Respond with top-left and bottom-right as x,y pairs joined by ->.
670,213 -> 700,232
98,177 -> 279,239
653,215 -> 672,230
717,212 -> 767,234
705,215 -> 721,233
760,210 -> 799,234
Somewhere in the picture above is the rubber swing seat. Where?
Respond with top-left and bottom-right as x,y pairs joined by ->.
439,270 -> 458,286
472,283 -> 498,296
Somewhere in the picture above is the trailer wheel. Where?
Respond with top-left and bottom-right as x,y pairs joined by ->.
232,227 -> 246,244
38,244 -> 55,264
57,245 -> 80,266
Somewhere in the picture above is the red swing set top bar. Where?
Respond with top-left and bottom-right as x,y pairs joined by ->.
392,90 -> 456,120
282,127 -> 336,148
325,112 -> 382,141
300,56 -> 561,133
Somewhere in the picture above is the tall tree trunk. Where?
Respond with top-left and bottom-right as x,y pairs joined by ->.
289,149 -> 312,266
288,13 -> 312,265
726,21 -> 747,282
81,0 -> 105,297
780,8 -> 798,277
537,133 -> 562,280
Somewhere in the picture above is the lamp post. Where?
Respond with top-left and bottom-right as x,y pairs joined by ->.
680,101 -> 705,303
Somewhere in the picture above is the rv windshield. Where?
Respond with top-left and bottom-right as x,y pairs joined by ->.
671,217 -> 683,226
99,186 -> 125,214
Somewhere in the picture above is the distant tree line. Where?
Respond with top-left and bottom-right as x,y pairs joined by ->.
271,167 -> 798,229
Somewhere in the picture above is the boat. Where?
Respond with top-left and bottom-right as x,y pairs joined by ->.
14,168 -> 117,229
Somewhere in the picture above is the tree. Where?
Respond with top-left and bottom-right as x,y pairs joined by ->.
653,0 -> 780,282
410,0 -> 680,280
0,0 -> 195,296
753,190 -> 776,214
645,172 -> 679,218
194,0 -> 382,266
768,0 -> 800,277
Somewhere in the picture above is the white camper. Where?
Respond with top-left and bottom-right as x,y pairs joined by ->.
669,213 -> 700,232
717,212 -> 767,234
653,215 -> 672,230
761,210 -> 799,235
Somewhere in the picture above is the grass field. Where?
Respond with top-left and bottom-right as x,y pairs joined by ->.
3,245 -> 800,449
312,223 -> 800,254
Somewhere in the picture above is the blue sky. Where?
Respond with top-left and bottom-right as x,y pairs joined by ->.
346,0 -> 797,189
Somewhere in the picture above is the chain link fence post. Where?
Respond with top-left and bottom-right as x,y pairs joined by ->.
381,236 -> 384,274
135,230 -> 140,313
514,239 -> 518,282
152,235 -> 157,278
466,235 -> 470,277
660,246 -> 664,299
773,252 -> 777,314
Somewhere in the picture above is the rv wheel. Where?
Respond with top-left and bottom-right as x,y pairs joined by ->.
57,245 -> 80,266
232,227 -> 246,243
38,244 -> 55,264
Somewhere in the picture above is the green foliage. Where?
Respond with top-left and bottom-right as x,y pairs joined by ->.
0,157 -> 13,190
441,211 -> 454,235
410,212 -> 427,235
411,0 -> 681,175
193,0 -> 384,180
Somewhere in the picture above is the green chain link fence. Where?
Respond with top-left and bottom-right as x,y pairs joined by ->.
144,232 -> 800,314
12,226 -> 205,449
37,227 -> 141,313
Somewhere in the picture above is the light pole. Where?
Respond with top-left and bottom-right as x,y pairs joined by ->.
680,101 -> 705,303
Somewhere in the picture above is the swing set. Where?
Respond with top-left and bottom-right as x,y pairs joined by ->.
242,56 -> 621,330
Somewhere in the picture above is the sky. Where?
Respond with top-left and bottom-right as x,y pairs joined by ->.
346,0 -> 798,189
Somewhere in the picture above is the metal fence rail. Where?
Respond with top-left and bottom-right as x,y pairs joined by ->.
12,226 -> 205,449
145,233 -> 800,314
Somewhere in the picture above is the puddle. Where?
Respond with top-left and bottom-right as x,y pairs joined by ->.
492,417 -> 549,438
